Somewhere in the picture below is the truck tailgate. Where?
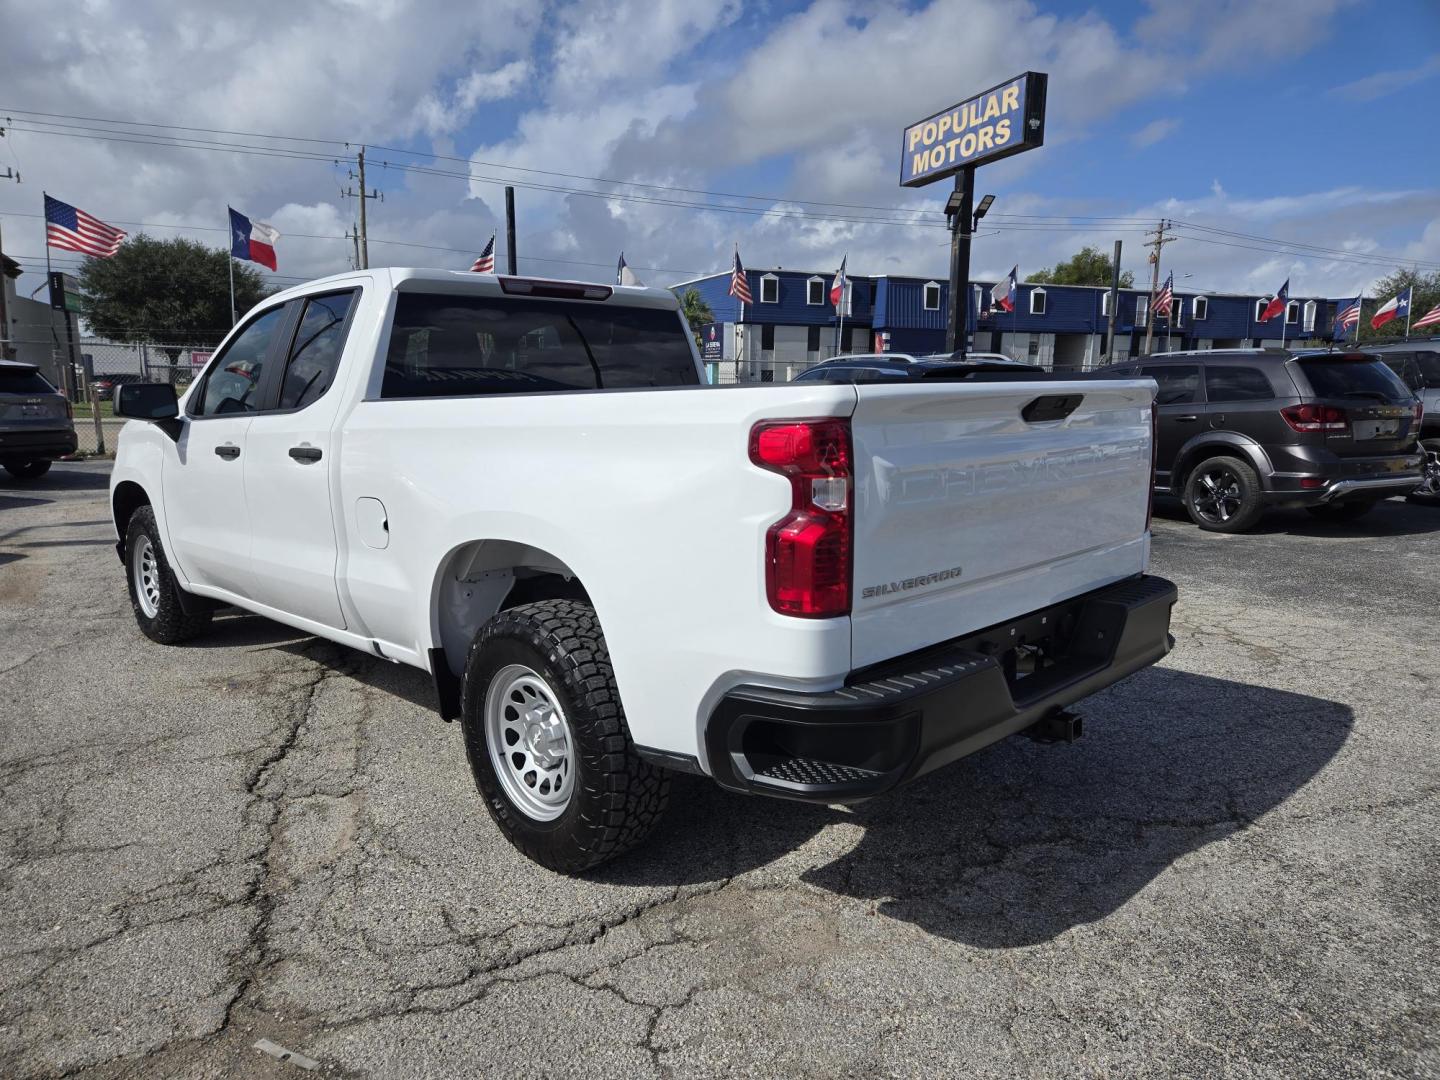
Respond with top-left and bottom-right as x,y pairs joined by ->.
849,379 -> 1155,669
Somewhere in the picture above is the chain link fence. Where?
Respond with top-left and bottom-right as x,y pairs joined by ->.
65,341 -> 211,455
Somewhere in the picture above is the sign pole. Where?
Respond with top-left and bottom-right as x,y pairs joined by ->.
944,167 -> 974,358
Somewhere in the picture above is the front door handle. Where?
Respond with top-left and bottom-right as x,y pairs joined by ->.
288,446 -> 323,463
1173,415 -> 1199,422
214,444 -> 241,460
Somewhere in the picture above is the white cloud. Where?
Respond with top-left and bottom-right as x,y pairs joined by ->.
1329,54 -> 1440,102
414,60 -> 534,136
1132,118 -> 1180,148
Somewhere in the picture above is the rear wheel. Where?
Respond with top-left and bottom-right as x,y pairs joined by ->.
460,599 -> 669,873
1408,439 -> 1440,504
1183,456 -> 1265,533
1307,500 -> 1377,521
3,460 -> 52,480
125,505 -> 213,644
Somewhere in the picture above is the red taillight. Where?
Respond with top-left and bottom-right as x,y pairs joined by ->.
750,418 -> 852,618
1281,403 -> 1348,433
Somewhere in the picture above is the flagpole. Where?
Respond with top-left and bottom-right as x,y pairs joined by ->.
1354,296 -> 1362,345
1405,288 -> 1412,340
225,207 -> 237,326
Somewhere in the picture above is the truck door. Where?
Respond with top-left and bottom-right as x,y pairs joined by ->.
242,290 -> 358,630
162,304 -> 290,599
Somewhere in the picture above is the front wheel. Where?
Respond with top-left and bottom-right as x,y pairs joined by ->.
125,505 -> 213,644
1408,439 -> 1440,504
3,460 -> 52,480
1183,456 -> 1265,533
460,599 -> 669,873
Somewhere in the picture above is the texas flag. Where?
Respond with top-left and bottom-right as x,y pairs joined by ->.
1258,279 -> 1289,322
991,266 -> 1018,313
228,207 -> 279,271
1370,286 -> 1412,330
829,254 -> 848,307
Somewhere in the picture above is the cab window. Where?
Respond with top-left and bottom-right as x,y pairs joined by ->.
195,307 -> 287,416
278,291 -> 357,410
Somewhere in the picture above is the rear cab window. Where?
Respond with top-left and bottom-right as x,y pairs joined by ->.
0,366 -> 58,395
1294,357 -> 1413,404
380,294 -> 700,398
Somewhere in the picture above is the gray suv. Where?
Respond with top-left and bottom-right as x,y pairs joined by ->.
1100,349 -> 1423,532
0,361 -> 77,480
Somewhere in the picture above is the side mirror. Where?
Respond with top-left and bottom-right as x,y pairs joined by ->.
114,382 -> 179,421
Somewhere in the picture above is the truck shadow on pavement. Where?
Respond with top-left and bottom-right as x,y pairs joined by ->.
610,668 -> 1351,951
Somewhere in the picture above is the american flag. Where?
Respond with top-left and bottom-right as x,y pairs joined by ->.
1151,271 -> 1173,317
1414,301 -> 1440,331
470,235 -> 495,273
44,194 -> 127,257
1334,297 -> 1362,333
728,246 -> 752,305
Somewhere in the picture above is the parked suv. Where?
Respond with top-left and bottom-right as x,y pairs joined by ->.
0,361 -> 77,480
1099,349 -> 1422,532
1368,340 -> 1440,503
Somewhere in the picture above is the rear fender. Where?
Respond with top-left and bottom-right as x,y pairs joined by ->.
1172,433 -> 1273,493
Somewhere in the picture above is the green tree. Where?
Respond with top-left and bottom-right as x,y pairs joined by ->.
678,287 -> 715,345
1026,246 -> 1135,288
77,236 -> 271,367
1356,267 -> 1440,343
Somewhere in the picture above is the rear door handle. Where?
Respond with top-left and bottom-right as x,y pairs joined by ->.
1174,415 -> 1199,422
214,444 -> 240,460
288,446 -> 323,463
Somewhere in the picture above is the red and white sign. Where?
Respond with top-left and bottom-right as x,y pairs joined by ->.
189,350 -> 213,369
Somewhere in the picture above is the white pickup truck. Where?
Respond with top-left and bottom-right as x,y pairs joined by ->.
110,269 -> 1176,872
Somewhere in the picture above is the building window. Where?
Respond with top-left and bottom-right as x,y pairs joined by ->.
806,277 -> 824,306
1173,298 -> 1183,327
1303,299 -> 1317,333
761,324 -> 775,350
1029,288 -> 1046,316
1101,291 -> 1112,317
1255,299 -> 1269,322
760,274 -> 779,304
1286,300 -> 1300,325
1193,296 -> 1208,321
974,284 -> 985,316
806,325 -> 820,352
1136,297 -> 1148,326
923,281 -> 941,311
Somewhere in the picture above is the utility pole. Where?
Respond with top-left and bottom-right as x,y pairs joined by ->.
504,187 -> 517,274
1104,239 -> 1122,365
1142,219 -> 1177,356
342,147 -> 382,269
0,218 -> 15,360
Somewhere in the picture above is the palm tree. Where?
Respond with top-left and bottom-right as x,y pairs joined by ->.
679,288 -> 715,345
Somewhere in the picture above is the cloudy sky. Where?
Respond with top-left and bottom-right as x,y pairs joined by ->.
2,0 -> 1438,319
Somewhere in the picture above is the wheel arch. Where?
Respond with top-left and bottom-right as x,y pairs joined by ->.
429,538 -> 592,685
111,480 -> 152,562
1171,434 -> 1273,494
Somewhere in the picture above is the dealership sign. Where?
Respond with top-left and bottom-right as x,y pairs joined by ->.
899,72 -> 1047,187
699,322 -> 723,361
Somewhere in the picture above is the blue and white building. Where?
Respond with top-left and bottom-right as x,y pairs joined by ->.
673,266 -> 1344,380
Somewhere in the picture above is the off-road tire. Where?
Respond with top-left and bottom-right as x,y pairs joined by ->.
1306,500 -> 1378,522
460,599 -> 670,873
4,460 -> 52,480
124,505 -> 213,644
1183,455 -> 1266,533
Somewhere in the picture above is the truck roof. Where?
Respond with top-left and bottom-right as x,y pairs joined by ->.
262,268 -> 682,311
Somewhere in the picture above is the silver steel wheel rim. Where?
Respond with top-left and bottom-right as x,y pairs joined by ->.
484,664 -> 575,822
132,535 -> 161,618
1192,468 -> 1242,524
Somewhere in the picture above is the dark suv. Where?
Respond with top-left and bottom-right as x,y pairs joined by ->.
0,361 -> 77,480
1099,349 -> 1423,532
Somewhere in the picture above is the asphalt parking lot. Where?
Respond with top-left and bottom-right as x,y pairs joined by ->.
1,461 -> 1437,1079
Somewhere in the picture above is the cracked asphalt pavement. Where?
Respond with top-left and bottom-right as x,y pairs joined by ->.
2,461 -> 1437,1078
